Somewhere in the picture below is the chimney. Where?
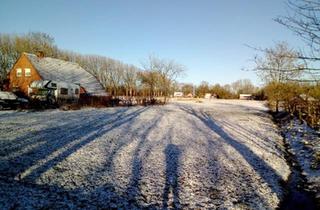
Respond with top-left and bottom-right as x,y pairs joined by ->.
36,51 -> 45,58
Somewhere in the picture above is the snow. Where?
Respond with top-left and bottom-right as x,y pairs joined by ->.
25,53 -> 105,95
282,118 -> 320,199
0,91 -> 17,100
0,100 -> 290,209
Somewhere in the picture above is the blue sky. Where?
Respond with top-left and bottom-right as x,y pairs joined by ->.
0,0 -> 305,86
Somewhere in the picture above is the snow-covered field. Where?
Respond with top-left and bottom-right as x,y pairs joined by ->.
0,100 -> 290,209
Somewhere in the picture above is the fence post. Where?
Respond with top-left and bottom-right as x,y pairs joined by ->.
299,107 -> 302,122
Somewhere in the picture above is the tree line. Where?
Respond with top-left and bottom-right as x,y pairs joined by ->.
0,32 -> 185,103
177,79 -> 260,99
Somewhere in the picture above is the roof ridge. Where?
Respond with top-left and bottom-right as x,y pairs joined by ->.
24,52 -> 81,66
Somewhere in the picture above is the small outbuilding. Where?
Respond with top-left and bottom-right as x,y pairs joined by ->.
204,93 -> 212,99
239,94 -> 253,100
173,91 -> 183,97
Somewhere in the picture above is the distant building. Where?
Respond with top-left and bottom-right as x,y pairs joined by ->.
173,91 -> 183,97
204,93 -> 212,99
239,94 -> 253,100
8,52 -> 105,96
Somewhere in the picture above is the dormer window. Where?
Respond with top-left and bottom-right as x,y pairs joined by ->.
25,68 -> 31,77
16,68 -> 22,77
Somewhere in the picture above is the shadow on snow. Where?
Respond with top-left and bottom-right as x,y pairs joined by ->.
0,104 -> 286,209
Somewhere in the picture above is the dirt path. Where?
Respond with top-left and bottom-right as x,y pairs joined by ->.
0,100 -> 290,209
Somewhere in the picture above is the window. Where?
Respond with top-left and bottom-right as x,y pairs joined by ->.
16,68 -> 22,77
25,68 -> 31,77
75,89 -> 79,94
51,83 -> 57,88
60,88 -> 68,95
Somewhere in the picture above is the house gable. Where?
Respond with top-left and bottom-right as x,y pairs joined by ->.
9,52 -> 105,96
9,53 -> 42,94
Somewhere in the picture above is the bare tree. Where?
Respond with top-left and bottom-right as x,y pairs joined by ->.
231,79 -> 256,95
142,55 -> 185,103
276,0 -> 320,54
275,0 -> 320,81
138,70 -> 160,97
123,65 -> 138,96
251,42 -> 303,83
0,35 -> 15,88
106,61 -> 124,96
250,43 -> 304,112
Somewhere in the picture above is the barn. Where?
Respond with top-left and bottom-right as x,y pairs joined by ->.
8,52 -> 105,96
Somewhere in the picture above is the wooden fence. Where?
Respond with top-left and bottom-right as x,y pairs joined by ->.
281,97 -> 320,129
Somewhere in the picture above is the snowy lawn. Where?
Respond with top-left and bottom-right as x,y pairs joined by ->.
0,100 -> 290,209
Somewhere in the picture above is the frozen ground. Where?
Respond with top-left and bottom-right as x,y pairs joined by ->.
282,118 -> 320,201
0,100 -> 290,209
